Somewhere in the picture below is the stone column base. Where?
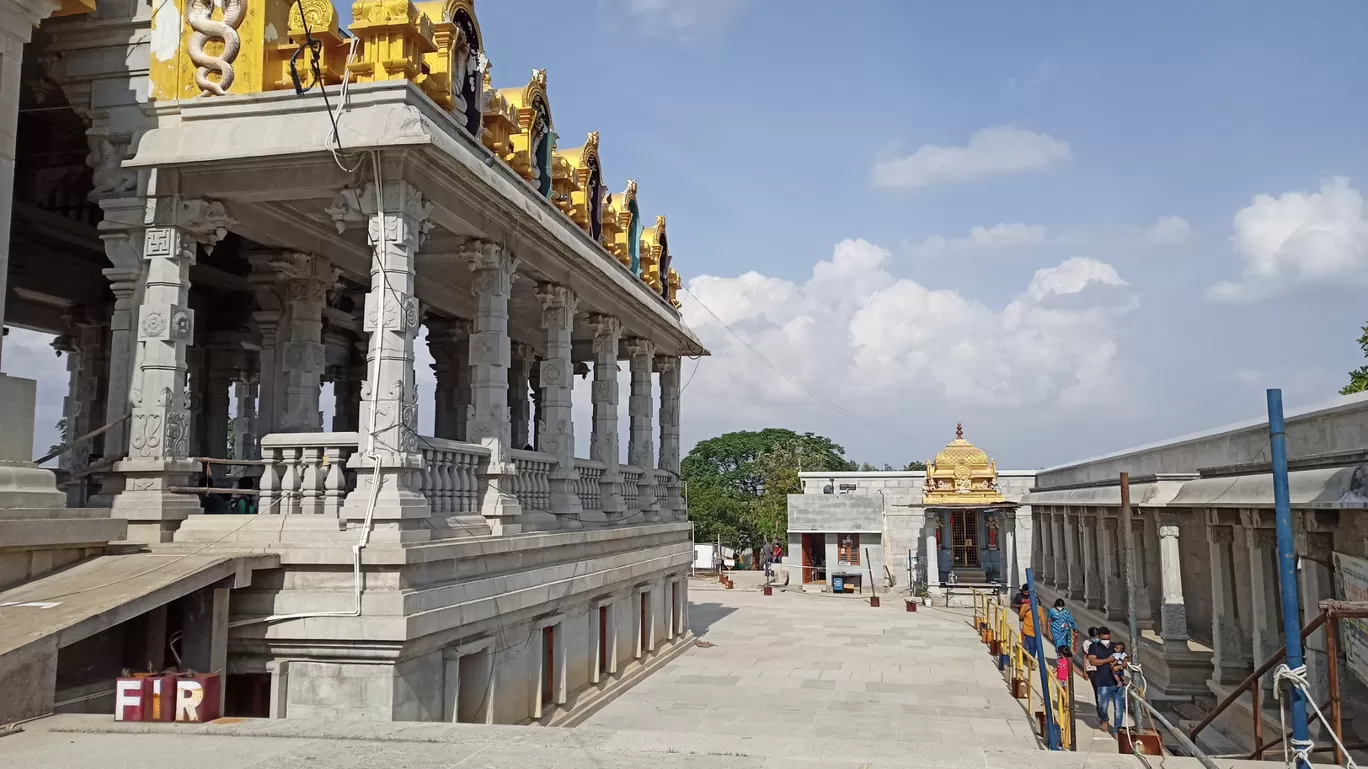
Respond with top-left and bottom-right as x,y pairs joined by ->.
0,374 -> 66,511
550,475 -> 584,531
341,454 -> 431,544
110,458 -> 203,544
0,461 -> 67,510
478,461 -> 522,535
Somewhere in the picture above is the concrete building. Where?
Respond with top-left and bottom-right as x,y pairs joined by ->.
1023,391 -> 1368,752
787,427 -> 1035,595
0,0 -> 704,725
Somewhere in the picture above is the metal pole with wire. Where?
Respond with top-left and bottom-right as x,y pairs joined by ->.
1267,388 -> 1313,769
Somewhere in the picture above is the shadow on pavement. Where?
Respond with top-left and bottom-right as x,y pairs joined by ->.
687,602 -> 737,637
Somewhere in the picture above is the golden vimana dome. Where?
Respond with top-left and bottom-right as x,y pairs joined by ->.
924,424 -> 1003,505
931,423 -> 992,469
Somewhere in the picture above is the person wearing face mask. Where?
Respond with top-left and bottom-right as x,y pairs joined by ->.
1086,627 -> 1125,734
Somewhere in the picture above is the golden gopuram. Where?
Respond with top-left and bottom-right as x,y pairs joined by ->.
0,0 -> 706,725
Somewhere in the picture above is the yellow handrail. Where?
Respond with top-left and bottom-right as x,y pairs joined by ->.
985,594 -> 1072,748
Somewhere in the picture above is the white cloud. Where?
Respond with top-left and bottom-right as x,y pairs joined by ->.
908,215 -> 1189,259
619,0 -> 744,33
1131,215 -> 1192,248
871,127 -> 1072,190
907,223 -> 1049,257
678,240 -> 1136,447
1209,177 -> 1368,302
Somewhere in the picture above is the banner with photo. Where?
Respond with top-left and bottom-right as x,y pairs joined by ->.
1333,551 -> 1368,688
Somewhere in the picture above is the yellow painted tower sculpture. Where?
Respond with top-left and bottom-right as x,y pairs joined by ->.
146,0 -> 683,306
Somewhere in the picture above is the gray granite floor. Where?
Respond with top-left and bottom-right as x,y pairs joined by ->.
582,583 -> 1042,750
2,584 -> 1271,768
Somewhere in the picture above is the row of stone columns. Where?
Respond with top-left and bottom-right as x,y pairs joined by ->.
1035,507 -> 1339,701
61,181 -> 683,538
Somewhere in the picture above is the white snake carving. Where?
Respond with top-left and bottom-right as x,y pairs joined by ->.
186,0 -> 246,96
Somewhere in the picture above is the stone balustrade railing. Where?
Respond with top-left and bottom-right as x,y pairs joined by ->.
417,437 -> 488,516
654,469 -> 670,510
254,434 -> 673,526
575,459 -> 605,510
620,465 -> 643,511
259,432 -> 359,516
511,449 -> 556,516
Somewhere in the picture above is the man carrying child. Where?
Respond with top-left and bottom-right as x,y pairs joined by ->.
1086,626 -> 1129,734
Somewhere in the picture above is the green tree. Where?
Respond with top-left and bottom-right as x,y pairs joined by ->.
903,460 -> 927,471
48,416 -> 69,458
1343,322 -> 1368,395
682,429 -> 854,560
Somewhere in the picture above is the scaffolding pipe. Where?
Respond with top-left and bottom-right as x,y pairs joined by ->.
1267,388 -> 1312,769
1025,567 -> 1059,750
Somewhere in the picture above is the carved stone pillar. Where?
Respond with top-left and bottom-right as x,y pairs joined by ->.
529,364 -> 542,452
425,317 -> 471,441
332,334 -> 365,434
1299,526 -> 1336,706
279,255 -> 335,433
463,240 -> 521,535
588,315 -> 624,520
99,264 -> 141,460
332,182 -> 431,538
655,355 -> 683,518
924,511 -> 940,586
232,379 -> 258,462
1064,509 -> 1085,601
626,337 -> 656,521
1139,515 -> 1160,631
1034,509 -> 1050,584
248,255 -> 285,439
1082,514 -> 1105,611
185,347 -> 207,458
1001,512 -> 1017,589
202,346 -> 237,460
1100,516 -> 1127,622
508,342 -> 533,451
1051,513 -> 1067,589
0,3 -> 58,368
1207,517 -> 1251,685
1156,515 -> 1189,641
535,283 -> 583,526
113,200 -> 232,542
1244,522 -> 1282,696
54,312 -> 106,491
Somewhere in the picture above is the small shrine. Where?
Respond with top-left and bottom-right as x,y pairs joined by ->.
924,425 -> 1016,585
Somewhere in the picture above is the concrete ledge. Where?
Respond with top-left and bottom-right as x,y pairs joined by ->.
0,517 -> 127,549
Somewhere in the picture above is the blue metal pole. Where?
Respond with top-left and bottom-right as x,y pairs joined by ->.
1267,388 -> 1312,769
1025,567 -> 1060,750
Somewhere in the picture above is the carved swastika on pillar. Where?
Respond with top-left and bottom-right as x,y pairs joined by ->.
144,228 -> 174,257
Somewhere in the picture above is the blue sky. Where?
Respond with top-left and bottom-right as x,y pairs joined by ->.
11,0 -> 1368,469
468,0 -> 1368,467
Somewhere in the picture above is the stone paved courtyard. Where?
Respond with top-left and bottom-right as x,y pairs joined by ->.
580,581 -> 1041,753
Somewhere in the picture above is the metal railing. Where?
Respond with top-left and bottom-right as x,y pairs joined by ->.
973,590 -> 1073,750
1188,600 -> 1368,763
